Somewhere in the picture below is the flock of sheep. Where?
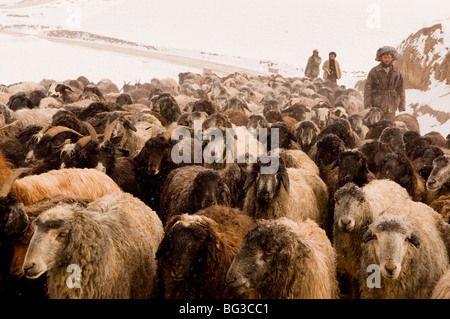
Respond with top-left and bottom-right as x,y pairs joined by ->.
0,70 -> 449,299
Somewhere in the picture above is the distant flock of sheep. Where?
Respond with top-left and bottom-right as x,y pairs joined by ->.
0,71 -> 449,299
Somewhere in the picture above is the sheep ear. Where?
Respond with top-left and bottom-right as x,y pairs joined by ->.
278,170 -> 290,194
123,119 -> 137,132
408,233 -> 420,248
155,235 -> 171,260
288,132 -> 298,143
205,235 -> 217,263
362,229 -> 375,243
220,182 -> 231,207
4,200 -> 28,235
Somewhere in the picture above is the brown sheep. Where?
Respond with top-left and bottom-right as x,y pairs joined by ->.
155,205 -> 254,299
226,217 -> 339,299
430,195 -> 450,223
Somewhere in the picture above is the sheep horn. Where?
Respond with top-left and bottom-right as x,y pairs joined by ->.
45,126 -> 83,138
0,168 -> 32,197
163,125 -> 193,141
76,136 -> 93,148
0,120 -> 19,133
83,122 -> 98,142
103,118 -> 119,142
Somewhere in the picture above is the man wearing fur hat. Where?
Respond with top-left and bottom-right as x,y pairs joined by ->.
305,49 -> 322,79
364,46 -> 405,122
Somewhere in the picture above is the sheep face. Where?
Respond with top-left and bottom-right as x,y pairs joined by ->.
192,171 -> 231,210
314,107 -> 330,129
427,155 -> 450,191
145,136 -> 173,175
363,215 -> 420,280
247,115 -> 269,131
0,193 -> 28,236
334,183 -> 367,232
22,207 -> 74,279
349,114 -> 364,135
294,120 -> 319,153
156,215 -> 216,282
380,127 -> 405,154
245,160 -> 289,206
379,154 -> 411,188
226,220 -> 296,298
363,107 -> 383,126
337,151 -> 370,188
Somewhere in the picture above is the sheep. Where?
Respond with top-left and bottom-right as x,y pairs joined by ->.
379,152 -> 426,202
266,121 -> 300,151
281,103 -> 311,122
430,195 -> 450,223
432,268 -> 450,299
365,119 -> 394,140
159,165 -> 231,224
360,200 -> 449,299
155,205 -> 253,299
363,107 -> 383,126
292,120 -> 320,154
393,113 -> 420,134
8,195 -> 93,280
22,192 -> 164,299
317,118 -> 356,149
7,93 -> 35,111
242,156 -> 329,232
379,126 -> 406,154
348,114 -> 369,140
412,145 -> 444,180
312,105 -> 331,130
332,180 -> 411,298
335,149 -> 376,189
426,155 -> 450,204
225,217 -> 339,299
424,131 -> 446,148
150,92 -> 181,124
269,148 -> 319,175
360,139 -> 390,175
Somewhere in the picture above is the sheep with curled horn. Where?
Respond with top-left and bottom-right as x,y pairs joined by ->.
24,125 -> 85,174
61,120 -> 143,199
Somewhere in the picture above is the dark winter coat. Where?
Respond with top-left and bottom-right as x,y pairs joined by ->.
363,63 -> 405,113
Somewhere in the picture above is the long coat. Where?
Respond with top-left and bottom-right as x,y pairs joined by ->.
305,55 -> 322,78
363,63 -> 405,113
322,59 -> 342,80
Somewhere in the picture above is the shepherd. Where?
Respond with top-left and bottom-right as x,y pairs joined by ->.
363,46 -> 405,122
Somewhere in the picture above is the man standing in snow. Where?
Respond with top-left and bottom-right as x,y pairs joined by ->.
322,51 -> 342,84
305,49 -> 322,79
364,46 -> 405,122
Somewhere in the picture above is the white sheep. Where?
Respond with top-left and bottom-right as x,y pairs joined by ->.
360,200 -> 449,299
332,180 -> 411,297
22,192 -> 164,299
432,268 -> 450,299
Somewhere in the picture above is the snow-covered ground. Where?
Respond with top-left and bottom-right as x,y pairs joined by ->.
0,0 -> 448,135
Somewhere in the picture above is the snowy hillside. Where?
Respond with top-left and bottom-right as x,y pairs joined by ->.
0,0 -> 448,135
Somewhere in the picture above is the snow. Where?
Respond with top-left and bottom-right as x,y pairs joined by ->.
0,0 -> 448,135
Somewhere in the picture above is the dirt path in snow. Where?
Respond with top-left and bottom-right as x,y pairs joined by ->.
0,29 -> 269,78
0,0 -> 56,9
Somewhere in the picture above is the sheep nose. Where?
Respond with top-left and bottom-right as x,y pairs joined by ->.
23,263 -> 36,275
384,261 -> 397,275
341,217 -> 351,225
